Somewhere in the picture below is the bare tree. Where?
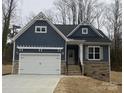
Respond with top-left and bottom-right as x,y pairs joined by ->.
2,0 -> 17,53
54,0 -> 67,24
54,0 -> 104,25
68,0 -> 77,24
2,0 -> 18,64
77,0 -> 104,25
54,0 -> 78,24
95,4 -> 105,29
103,0 -> 122,70
104,0 -> 122,42
44,9 -> 55,23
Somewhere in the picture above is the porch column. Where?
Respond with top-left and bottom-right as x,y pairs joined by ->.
79,44 -> 84,75
79,44 -> 83,64
108,45 -> 111,82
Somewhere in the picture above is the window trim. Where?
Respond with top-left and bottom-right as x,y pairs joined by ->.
87,46 -> 101,60
35,26 -> 47,33
82,28 -> 88,34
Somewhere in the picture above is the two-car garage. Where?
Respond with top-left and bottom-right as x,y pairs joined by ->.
18,53 -> 61,75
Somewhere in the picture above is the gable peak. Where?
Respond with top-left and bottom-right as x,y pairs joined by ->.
35,12 -> 46,20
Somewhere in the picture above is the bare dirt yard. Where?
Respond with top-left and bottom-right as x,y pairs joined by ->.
2,65 -> 12,75
2,65 -> 122,93
54,71 -> 122,93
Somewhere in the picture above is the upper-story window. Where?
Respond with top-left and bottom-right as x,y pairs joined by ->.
35,26 -> 47,33
82,28 -> 88,34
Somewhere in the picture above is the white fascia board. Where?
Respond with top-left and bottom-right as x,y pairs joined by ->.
89,25 -> 104,37
67,39 -> 85,42
12,18 -> 37,41
12,12 -> 46,41
67,24 -> 81,37
17,46 -> 63,50
84,42 -> 111,45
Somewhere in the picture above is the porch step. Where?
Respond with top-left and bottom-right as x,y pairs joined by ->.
65,65 -> 82,75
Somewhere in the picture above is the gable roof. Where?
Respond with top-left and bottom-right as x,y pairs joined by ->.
67,23 -> 104,37
12,12 -> 68,41
12,12 -> 110,43
54,24 -> 111,43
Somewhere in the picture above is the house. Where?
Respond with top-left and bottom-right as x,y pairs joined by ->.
12,12 -> 111,81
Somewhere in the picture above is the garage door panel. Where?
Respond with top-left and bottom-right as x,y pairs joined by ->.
19,53 -> 61,74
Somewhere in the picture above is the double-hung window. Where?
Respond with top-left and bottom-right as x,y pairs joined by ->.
88,46 -> 100,60
35,26 -> 47,33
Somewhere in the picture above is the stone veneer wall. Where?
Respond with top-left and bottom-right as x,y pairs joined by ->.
83,61 -> 110,82
61,61 -> 66,74
13,60 -> 19,74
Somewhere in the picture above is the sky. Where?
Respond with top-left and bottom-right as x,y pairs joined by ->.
16,0 -> 112,26
17,0 -> 55,26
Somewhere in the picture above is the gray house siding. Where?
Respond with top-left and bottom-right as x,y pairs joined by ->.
15,20 -> 65,61
69,25 -> 101,39
83,45 -> 109,61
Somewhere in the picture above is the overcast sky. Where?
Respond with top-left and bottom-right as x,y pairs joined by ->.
16,0 -> 112,26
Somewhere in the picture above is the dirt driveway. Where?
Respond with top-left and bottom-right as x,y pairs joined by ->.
54,72 -> 122,93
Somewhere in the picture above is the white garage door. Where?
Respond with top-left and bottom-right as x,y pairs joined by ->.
19,53 -> 61,74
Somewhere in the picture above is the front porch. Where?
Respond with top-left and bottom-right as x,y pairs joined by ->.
62,40 -> 110,81
65,40 -> 84,75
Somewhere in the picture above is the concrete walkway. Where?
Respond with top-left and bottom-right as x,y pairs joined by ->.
2,75 -> 60,93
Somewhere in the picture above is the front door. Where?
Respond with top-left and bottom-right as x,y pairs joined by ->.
68,49 -> 75,64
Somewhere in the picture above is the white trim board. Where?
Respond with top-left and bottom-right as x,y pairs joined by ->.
12,12 -> 68,41
17,46 -> 63,50
84,42 -> 111,45
35,26 -> 47,33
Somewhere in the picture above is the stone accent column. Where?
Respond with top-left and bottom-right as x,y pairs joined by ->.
13,60 -> 19,74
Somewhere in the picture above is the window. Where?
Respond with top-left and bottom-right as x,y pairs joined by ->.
82,28 -> 88,34
88,46 -> 100,60
35,26 -> 47,33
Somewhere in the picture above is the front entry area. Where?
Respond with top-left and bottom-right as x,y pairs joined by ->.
68,49 -> 75,64
67,45 -> 79,65
19,53 -> 61,75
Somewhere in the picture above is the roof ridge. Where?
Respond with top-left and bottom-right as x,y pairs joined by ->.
54,24 -> 78,26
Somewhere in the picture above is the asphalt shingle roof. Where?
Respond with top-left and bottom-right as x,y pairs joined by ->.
54,24 -> 77,36
54,24 -> 111,42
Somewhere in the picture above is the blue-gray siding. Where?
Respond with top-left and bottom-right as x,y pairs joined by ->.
15,20 -> 65,60
69,25 -> 101,39
83,45 -> 109,61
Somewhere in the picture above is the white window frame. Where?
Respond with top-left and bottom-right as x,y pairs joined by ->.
35,26 -> 47,33
82,28 -> 88,34
88,46 -> 100,60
